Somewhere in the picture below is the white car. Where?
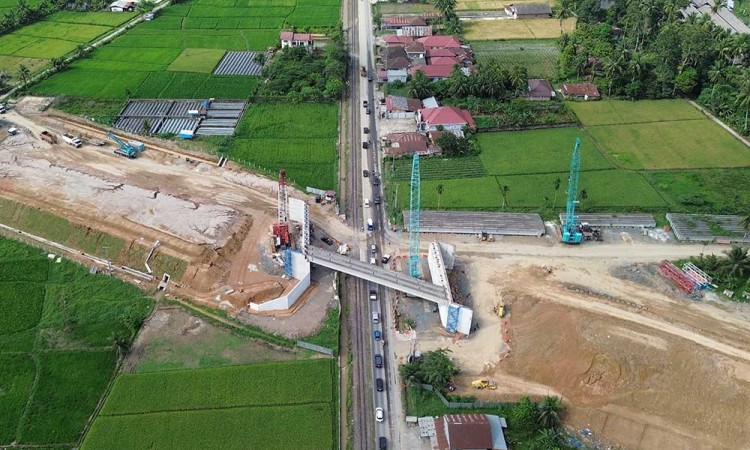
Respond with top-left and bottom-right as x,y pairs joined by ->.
375,407 -> 384,422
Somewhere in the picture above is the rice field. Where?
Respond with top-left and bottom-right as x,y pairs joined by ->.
0,237 -> 153,447
472,39 -> 560,78
81,360 -> 336,450
31,0 -> 341,99
464,18 -> 576,40
230,103 -> 339,190
572,100 -> 750,170
0,11 -> 136,80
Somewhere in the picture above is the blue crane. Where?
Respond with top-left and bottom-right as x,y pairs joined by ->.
562,138 -> 583,244
106,131 -> 137,158
409,154 -> 421,278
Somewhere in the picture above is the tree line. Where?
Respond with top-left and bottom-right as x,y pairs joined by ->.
0,0 -> 65,37
557,0 -> 750,134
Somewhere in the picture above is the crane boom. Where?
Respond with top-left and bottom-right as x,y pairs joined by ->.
562,138 -> 583,244
106,131 -> 137,158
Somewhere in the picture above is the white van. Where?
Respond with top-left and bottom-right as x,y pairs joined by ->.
364,199 -> 370,208
372,312 -> 379,323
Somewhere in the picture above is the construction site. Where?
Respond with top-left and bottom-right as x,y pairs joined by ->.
0,97 -> 353,317
386,147 -> 750,450
1,96 -> 750,450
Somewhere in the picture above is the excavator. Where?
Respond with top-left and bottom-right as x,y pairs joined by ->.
107,131 -> 137,158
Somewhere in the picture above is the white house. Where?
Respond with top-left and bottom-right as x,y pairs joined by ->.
416,106 -> 476,137
280,31 -> 314,51
109,0 -> 135,12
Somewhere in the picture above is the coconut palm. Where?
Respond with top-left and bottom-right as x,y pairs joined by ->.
534,428 -> 562,449
552,177 -> 562,209
537,395 -> 563,430
741,215 -> 750,233
409,70 -> 431,99
501,185 -> 510,208
719,246 -> 750,280
708,59 -> 727,101
16,64 -> 29,87
555,0 -> 574,35
734,70 -> 750,133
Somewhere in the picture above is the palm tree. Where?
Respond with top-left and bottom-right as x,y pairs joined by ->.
534,428 -> 561,449
734,70 -> 750,133
537,395 -> 563,430
509,65 -> 528,94
628,51 -> 646,83
711,0 -> 726,13
555,0 -> 574,35
75,44 -> 88,58
443,13 -> 463,35
437,184 -> 444,210
501,185 -> 510,208
708,59 -> 727,101
17,64 -> 29,87
719,246 -> 750,280
741,215 -> 750,234
552,177 -> 561,208
409,70 -> 431,99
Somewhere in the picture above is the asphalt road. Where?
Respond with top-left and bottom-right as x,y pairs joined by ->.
345,0 -> 397,448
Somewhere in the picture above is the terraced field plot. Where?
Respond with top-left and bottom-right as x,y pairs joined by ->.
230,103 -> 339,190
32,0 -> 341,99
0,11 -> 136,80
473,39 -> 560,78
571,100 -> 750,170
82,360 -> 335,450
465,18 -> 575,40
0,238 -> 152,447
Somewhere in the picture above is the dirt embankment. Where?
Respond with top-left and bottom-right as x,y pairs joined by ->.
467,260 -> 750,450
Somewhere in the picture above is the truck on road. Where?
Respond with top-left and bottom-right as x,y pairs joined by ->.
367,218 -> 374,231
40,131 -> 57,144
62,133 -> 82,148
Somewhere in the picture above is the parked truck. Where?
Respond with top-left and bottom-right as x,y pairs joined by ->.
40,131 -> 57,144
62,133 -> 82,148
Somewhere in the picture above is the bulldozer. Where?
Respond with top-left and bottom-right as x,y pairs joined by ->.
471,379 -> 497,390
479,231 -> 495,242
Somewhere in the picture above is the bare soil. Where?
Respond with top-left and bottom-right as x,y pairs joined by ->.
123,306 -> 300,372
391,235 -> 750,450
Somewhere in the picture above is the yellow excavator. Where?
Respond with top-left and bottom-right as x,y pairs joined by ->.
471,379 -> 497,390
493,304 -> 505,318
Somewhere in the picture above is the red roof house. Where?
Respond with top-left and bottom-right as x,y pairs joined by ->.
280,31 -> 313,50
425,47 -> 457,58
417,106 -> 476,135
417,35 -> 462,49
383,35 -> 414,46
409,64 -> 454,80
428,56 -> 460,66
561,82 -> 600,100
382,132 -> 432,156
